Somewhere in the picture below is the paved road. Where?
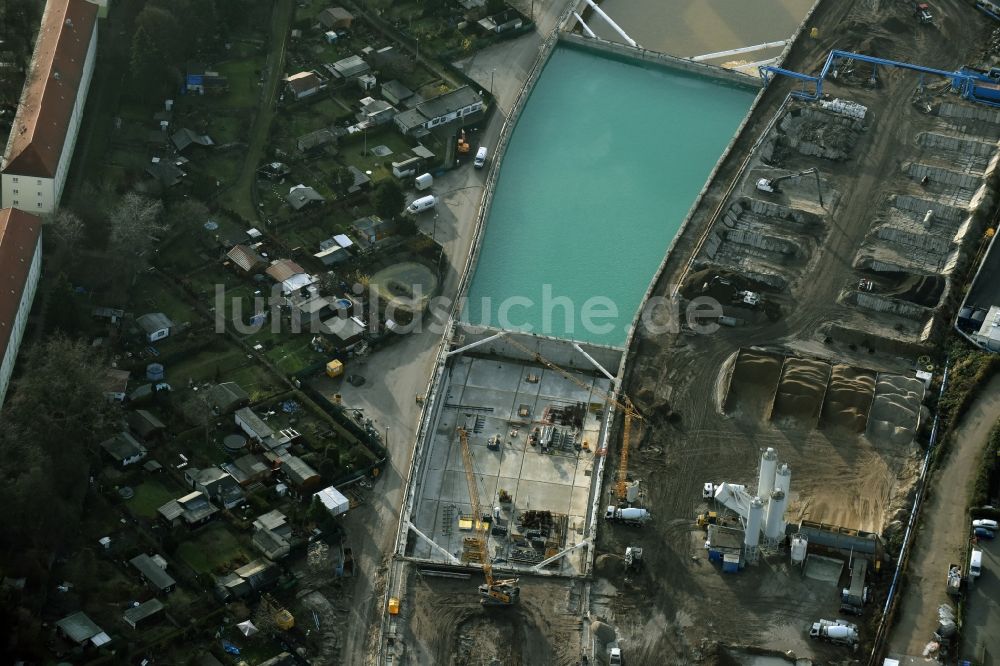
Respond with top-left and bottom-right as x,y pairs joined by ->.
961,515 -> 1000,664
887,375 -> 1000,658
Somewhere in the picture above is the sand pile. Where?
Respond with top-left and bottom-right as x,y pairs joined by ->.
724,350 -> 783,418
820,365 -> 877,432
867,374 -> 924,446
771,358 -> 832,425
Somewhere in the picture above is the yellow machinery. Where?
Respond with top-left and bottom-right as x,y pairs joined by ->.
457,427 -> 519,605
502,336 -> 644,503
261,593 -> 295,630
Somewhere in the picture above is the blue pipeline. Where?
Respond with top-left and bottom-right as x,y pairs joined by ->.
758,50 -> 1000,108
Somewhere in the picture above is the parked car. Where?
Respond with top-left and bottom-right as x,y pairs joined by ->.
972,518 -> 999,530
974,527 -> 996,540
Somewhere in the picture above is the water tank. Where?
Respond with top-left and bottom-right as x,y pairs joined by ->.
764,490 -> 785,539
757,448 -> 778,499
146,363 -> 165,381
745,497 -> 764,548
223,433 -> 247,454
774,463 -> 791,495
790,533 -> 808,564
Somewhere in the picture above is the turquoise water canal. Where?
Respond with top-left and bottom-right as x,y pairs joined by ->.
463,44 -> 757,346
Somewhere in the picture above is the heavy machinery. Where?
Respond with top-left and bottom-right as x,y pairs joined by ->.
457,427 -> 520,605
914,2 -> 932,23
501,335 -> 645,505
809,618 -> 859,646
624,546 -> 643,572
457,129 -> 471,155
755,168 -> 825,206
604,506 -> 651,525
839,556 -> 869,615
696,511 -> 718,529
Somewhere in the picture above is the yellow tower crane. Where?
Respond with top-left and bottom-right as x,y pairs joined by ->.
457,426 -> 520,605
501,335 -> 644,503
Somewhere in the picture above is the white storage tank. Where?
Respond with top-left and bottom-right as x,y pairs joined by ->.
764,490 -> 785,539
757,448 -> 778,499
745,497 -> 764,548
790,533 -> 808,564
774,463 -> 791,495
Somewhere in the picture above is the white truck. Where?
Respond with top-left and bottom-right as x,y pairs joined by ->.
809,618 -> 859,646
605,506 -> 651,525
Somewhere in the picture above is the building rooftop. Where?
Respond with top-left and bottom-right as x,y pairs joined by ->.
286,184 -> 325,210
0,209 -> 42,366
1,0 -> 99,178
123,598 -> 164,626
203,381 -> 249,413
416,85 -> 482,121
265,258 -> 307,283
286,71 -> 321,95
127,409 -> 166,438
100,431 -> 145,460
137,312 -> 174,335
56,610 -> 107,645
226,244 -> 264,272
280,454 -> 319,486
381,79 -> 413,102
129,553 -> 176,591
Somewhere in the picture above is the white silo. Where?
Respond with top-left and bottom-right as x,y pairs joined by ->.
745,497 -> 764,547
774,463 -> 791,496
790,533 -> 808,565
764,490 -> 785,540
757,448 -> 778,499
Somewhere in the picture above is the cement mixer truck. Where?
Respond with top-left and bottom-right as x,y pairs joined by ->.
809,618 -> 859,647
605,506 -> 651,526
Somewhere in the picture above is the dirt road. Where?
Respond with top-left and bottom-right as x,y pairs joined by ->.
887,375 -> 1000,657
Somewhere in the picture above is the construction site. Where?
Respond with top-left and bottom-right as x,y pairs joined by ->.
377,0 -> 1000,664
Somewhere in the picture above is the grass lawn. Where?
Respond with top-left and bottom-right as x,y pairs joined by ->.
165,335 -> 284,398
177,524 -> 250,574
128,478 -> 183,519
240,327 -> 327,376
214,57 -> 268,109
131,275 -> 204,326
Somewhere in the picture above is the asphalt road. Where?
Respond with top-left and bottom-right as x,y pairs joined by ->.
961,535 -> 999,664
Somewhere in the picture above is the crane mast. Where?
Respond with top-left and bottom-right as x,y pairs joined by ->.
457,427 -> 519,605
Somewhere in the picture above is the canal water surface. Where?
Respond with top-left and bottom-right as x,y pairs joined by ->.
463,44 -> 757,346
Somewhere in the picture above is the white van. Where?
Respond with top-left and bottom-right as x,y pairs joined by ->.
414,173 -> 433,191
406,195 -> 437,214
474,146 -> 488,169
970,549 -> 983,579
973,518 -> 1000,530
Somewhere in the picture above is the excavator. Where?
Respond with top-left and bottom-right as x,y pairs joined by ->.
501,335 -> 644,504
755,167 -> 824,207
457,426 -> 520,605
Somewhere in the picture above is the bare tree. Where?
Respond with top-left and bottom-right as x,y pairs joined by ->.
109,192 -> 167,275
47,209 -> 85,246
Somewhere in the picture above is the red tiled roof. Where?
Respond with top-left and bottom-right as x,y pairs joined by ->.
0,208 -> 43,365
1,0 -> 99,179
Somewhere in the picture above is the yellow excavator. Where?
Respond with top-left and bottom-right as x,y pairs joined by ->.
502,335 -> 644,503
457,427 -> 520,605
